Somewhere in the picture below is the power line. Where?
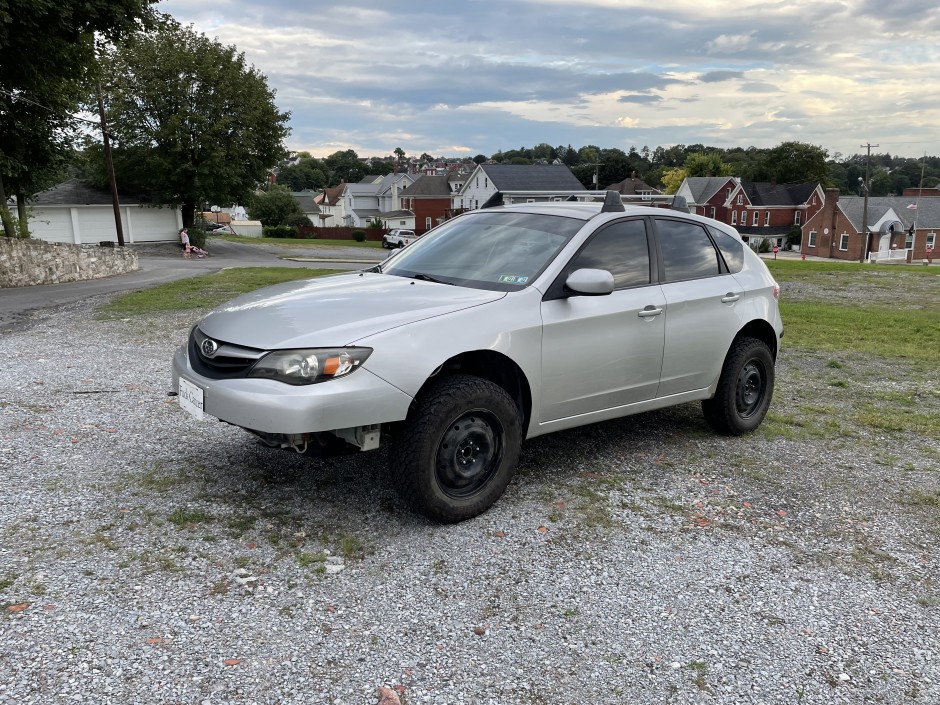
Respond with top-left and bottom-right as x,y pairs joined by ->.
0,87 -> 105,131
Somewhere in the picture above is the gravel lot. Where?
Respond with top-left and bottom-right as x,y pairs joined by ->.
1,282 -> 938,704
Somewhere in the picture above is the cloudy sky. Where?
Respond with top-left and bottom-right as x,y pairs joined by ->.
159,0 -> 940,160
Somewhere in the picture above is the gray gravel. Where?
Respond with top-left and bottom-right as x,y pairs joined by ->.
1,289 -> 938,704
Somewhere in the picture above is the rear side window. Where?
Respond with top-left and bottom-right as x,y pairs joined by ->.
655,218 -> 722,281
566,219 -> 650,289
708,226 -> 745,273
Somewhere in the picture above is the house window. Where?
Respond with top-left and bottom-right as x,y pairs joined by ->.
710,207 -> 716,219
808,230 -> 817,247
731,211 -> 737,225
794,211 -> 801,225
905,229 -> 914,248
736,194 -> 743,205
425,217 -> 431,230
764,211 -> 770,226
740,211 -> 746,224
928,232 -> 936,249
839,233 -> 849,251
484,178 -> 488,188
752,211 -> 759,226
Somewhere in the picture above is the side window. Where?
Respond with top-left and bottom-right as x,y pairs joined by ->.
707,225 -> 745,273
566,219 -> 650,289
656,218 -> 722,281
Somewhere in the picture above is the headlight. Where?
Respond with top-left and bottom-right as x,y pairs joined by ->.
248,347 -> 372,386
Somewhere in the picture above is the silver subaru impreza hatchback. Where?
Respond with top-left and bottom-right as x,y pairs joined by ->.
173,192 -> 783,522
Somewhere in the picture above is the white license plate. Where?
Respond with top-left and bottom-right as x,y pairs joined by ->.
178,377 -> 205,421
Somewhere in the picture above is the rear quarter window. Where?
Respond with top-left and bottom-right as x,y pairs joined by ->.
708,226 -> 745,273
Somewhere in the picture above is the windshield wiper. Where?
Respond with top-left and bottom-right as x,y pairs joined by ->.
413,272 -> 454,285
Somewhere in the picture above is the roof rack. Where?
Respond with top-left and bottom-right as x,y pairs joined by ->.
485,190 -> 689,212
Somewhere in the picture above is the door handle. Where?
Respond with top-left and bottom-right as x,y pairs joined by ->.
721,292 -> 741,303
638,305 -> 663,318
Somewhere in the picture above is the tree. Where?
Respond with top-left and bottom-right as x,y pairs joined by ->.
324,150 -> 364,185
277,158 -> 327,191
473,154 -> 487,164
247,184 -> 303,226
0,0 -> 158,236
394,147 -> 406,164
683,152 -> 732,177
92,19 -> 290,227
661,167 -> 687,194
756,141 -> 829,184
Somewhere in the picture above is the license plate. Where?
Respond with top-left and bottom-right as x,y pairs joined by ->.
178,377 -> 205,421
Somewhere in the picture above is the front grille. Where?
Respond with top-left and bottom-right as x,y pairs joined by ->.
188,327 -> 266,379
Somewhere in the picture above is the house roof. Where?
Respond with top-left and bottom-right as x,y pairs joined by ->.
400,175 -> 451,197
321,183 -> 345,206
479,164 -> 584,191
291,192 -> 320,214
31,178 -> 140,206
606,176 -> 661,196
381,209 -> 415,219
681,176 -> 737,204
837,196 -> 940,232
741,182 -> 818,207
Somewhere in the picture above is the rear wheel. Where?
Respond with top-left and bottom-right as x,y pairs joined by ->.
391,374 -> 522,523
702,337 -> 774,435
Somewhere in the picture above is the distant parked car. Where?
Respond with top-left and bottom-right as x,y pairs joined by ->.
173,192 -> 783,523
382,228 -> 417,248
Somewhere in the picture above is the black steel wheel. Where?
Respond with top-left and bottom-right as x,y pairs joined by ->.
702,336 -> 775,435
391,374 -> 522,523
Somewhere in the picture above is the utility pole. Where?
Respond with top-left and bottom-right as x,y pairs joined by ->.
859,142 -> 878,263
96,80 -> 125,247
586,162 -> 604,190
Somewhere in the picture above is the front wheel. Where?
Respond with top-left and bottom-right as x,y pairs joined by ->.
381,238 -> 390,249
702,336 -> 775,435
391,374 -> 522,523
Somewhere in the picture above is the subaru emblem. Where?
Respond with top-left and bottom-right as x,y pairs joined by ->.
201,338 -> 219,356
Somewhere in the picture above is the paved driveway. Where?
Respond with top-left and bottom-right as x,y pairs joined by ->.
0,239 -> 386,330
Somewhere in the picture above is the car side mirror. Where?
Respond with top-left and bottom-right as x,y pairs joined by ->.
565,268 -> 615,296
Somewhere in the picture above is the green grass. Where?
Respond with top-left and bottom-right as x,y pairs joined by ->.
766,258 -> 940,281
97,267 -> 336,317
778,301 -> 940,362
215,234 -> 382,249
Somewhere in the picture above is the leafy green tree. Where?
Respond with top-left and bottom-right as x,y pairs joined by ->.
683,152 -> 732,177
0,0 -> 158,236
661,167 -> 687,194
755,141 -> 829,184
394,147 -> 406,164
324,150 -> 364,185
277,158 -> 327,191
473,154 -> 487,164
92,19 -> 290,227
247,184 -> 303,226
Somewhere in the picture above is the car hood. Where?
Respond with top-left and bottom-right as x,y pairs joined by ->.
197,271 -> 505,349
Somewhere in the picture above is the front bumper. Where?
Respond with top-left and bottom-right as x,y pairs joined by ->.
171,345 -> 413,434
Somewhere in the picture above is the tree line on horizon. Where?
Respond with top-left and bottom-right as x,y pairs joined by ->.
275,143 -> 940,200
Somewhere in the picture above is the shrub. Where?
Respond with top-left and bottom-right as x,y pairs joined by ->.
758,238 -> 772,253
285,213 -> 314,227
351,229 -> 367,242
263,225 -> 299,239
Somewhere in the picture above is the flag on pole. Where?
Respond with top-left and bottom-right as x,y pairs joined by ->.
906,203 -> 918,209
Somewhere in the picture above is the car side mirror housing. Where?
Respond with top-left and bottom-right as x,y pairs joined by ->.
565,268 -> 615,296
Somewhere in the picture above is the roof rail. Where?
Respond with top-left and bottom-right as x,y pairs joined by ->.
471,189 -> 690,211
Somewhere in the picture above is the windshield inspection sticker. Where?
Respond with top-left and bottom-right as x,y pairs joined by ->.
497,275 -> 529,284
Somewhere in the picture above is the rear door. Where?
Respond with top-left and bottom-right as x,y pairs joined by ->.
652,217 -> 744,397
539,218 -> 666,422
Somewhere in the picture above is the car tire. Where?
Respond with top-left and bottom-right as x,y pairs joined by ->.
702,336 -> 774,435
398,241 -> 405,248
391,374 -> 522,523
382,238 -> 390,249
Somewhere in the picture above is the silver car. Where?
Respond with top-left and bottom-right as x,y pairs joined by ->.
173,193 -> 783,522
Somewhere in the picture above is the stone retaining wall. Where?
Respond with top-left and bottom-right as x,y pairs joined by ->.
0,237 -> 139,288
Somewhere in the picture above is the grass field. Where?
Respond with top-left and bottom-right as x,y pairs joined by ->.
99,260 -> 939,365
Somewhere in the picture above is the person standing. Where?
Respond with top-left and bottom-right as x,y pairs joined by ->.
180,228 -> 191,258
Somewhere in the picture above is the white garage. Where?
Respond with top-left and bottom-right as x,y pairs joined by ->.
28,179 -> 182,244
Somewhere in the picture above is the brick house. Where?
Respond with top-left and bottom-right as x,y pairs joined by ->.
399,175 -> 452,233
801,188 -> 938,262
727,181 -> 824,249
674,176 -> 739,223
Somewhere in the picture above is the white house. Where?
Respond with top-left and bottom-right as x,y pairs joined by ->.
26,179 -> 182,244
454,164 -> 585,211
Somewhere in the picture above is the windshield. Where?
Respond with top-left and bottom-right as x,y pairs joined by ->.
378,211 -> 584,291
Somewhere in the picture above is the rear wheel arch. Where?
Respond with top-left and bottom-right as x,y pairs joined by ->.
735,319 -> 779,360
